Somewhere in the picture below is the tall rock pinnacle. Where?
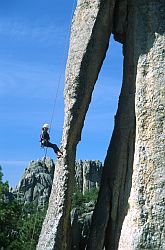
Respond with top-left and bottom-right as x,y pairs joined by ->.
37,0 -> 165,249
37,0 -> 114,249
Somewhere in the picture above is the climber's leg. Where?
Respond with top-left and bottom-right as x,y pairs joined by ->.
44,141 -> 62,158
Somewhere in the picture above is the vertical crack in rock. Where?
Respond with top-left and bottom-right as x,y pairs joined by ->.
37,0 -> 165,249
119,1 -> 165,249
87,1 -> 165,250
37,0 -> 116,249
87,0 -> 136,248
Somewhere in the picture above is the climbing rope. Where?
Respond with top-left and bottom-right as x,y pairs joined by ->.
33,2 -> 77,246
48,0 -> 77,132
43,0 -> 77,159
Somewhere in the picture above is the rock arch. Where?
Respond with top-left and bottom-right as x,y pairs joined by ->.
37,0 -> 165,249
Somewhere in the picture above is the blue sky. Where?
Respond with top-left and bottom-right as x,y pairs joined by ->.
0,0 -> 123,187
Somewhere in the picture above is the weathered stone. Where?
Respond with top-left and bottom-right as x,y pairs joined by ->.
118,1 -> 165,249
79,212 -> 92,250
71,207 -> 95,250
37,0 -> 114,249
88,1 -> 165,250
14,157 -> 55,206
37,0 -> 165,249
113,0 -> 127,43
13,158 -> 102,207
71,208 -> 81,250
75,160 -> 102,194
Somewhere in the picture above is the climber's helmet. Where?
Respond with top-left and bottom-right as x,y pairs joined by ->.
42,123 -> 49,129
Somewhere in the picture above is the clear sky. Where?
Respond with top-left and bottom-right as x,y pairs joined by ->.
0,0 -> 123,188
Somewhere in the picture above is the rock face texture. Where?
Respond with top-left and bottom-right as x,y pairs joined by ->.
118,2 -> 165,250
37,0 -> 165,249
14,158 -> 55,206
71,204 -> 95,250
75,160 -> 102,194
37,1 -> 113,249
88,2 -> 165,250
14,159 -> 101,206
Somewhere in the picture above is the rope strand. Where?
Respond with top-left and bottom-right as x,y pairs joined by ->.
43,0 -> 77,159
36,1 -> 77,246
49,0 -> 77,132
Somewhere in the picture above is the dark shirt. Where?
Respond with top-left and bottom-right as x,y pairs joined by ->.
41,130 -> 50,142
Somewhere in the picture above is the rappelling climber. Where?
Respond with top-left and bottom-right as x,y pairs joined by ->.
40,123 -> 63,158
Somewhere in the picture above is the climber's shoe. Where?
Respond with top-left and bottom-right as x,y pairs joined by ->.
56,151 -> 63,159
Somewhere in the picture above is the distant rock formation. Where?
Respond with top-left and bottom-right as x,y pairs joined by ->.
71,206 -> 94,250
37,0 -> 165,249
75,160 -> 102,194
13,158 -> 102,206
14,158 -> 55,206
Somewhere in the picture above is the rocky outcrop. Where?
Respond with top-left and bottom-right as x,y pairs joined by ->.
71,208 -> 81,250
75,160 -> 102,194
118,2 -> 165,249
71,203 -> 95,250
88,1 -> 165,250
37,0 -> 165,249
13,159 -> 102,207
37,1 -> 113,249
87,20 -> 136,250
14,158 -> 55,206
